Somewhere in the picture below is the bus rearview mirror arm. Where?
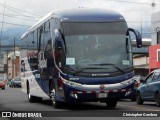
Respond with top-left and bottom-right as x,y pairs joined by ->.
54,29 -> 63,50
128,28 -> 142,48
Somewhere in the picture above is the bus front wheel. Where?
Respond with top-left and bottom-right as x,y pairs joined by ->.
51,89 -> 62,108
106,100 -> 117,108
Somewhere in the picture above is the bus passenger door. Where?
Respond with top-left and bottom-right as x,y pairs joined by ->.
37,23 -> 54,95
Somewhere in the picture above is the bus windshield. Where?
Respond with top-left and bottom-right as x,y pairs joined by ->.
61,22 -> 132,73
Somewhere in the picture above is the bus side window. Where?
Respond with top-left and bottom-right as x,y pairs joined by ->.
43,21 -> 54,68
38,26 -> 43,52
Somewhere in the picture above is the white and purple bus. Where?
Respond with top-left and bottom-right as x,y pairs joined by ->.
20,8 -> 142,108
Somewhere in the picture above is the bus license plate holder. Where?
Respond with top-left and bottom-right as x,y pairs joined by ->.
97,93 -> 108,98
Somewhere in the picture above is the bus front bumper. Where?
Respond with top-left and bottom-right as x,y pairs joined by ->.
61,77 -> 134,102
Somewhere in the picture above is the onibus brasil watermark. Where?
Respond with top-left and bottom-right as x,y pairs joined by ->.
2,112 -> 42,118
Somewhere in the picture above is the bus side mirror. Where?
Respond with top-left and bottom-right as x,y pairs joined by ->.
128,28 -> 142,48
21,60 -> 25,71
54,29 -> 63,50
21,60 -> 25,65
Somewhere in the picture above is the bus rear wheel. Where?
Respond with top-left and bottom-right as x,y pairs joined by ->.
28,92 -> 42,103
27,83 -> 42,103
28,92 -> 36,103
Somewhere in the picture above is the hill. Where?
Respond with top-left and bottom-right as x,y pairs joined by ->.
1,25 -> 151,46
1,27 -> 27,46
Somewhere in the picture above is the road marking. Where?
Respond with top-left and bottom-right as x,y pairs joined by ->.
118,104 -> 160,111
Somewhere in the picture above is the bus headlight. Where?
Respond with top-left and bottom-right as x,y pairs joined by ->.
61,77 -> 82,87
121,78 -> 134,85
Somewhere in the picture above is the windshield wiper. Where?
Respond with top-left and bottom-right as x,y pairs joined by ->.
88,63 -> 125,73
73,67 -> 108,76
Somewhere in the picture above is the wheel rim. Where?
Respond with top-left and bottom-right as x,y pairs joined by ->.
51,89 -> 56,105
28,85 -> 31,100
28,92 -> 31,100
155,93 -> 160,106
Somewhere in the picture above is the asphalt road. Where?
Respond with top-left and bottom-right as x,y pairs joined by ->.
0,86 -> 160,120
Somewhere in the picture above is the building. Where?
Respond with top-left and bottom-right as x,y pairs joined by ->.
132,38 -> 151,76
8,51 -> 20,80
1,45 -> 20,80
149,11 -> 160,72
151,11 -> 160,45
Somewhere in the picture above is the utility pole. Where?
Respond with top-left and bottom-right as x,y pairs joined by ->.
13,37 -> 16,78
14,37 -> 15,54
6,50 -> 8,80
141,14 -> 143,36
0,0 -> 7,55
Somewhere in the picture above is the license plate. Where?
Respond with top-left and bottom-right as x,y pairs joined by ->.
97,93 -> 108,98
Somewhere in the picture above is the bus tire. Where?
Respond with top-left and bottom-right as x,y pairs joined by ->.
106,100 -> 117,108
28,92 -> 36,103
27,82 -> 36,103
51,89 -> 61,108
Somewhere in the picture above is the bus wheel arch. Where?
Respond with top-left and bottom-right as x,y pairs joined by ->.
49,80 -> 62,108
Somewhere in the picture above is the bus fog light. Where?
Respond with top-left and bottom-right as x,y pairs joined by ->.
125,90 -> 132,96
75,94 -> 78,99
121,78 -> 134,85
70,93 -> 78,99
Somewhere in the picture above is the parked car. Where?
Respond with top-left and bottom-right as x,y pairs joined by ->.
9,78 -> 21,88
0,74 -> 7,90
136,69 -> 160,107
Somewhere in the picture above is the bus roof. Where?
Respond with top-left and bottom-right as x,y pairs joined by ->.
21,8 -> 125,39
56,8 -> 125,22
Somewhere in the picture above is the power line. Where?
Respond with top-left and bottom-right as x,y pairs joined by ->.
6,4 -> 42,17
0,13 -> 42,18
0,3 -> 38,21
106,0 -> 153,5
0,14 -> 37,22
0,0 -> 6,54
0,13 -> 41,19
120,9 -> 151,12
0,2 -> 42,17
0,21 -> 31,27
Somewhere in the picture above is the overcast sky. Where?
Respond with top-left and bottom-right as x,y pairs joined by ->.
0,0 -> 160,30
